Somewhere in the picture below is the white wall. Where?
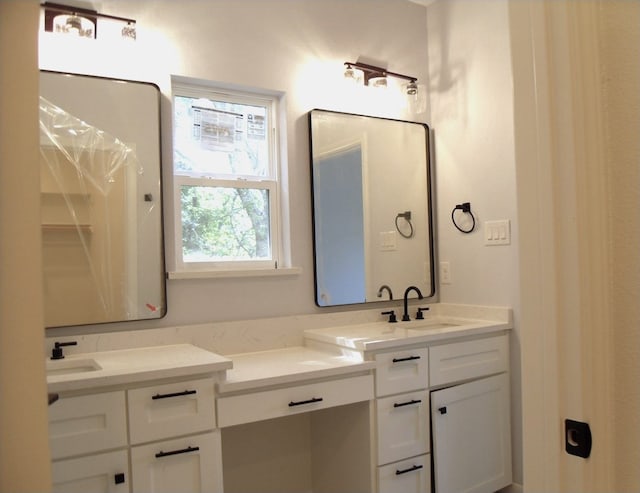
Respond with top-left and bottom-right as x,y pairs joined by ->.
425,0 -> 522,485
40,0 -> 431,331
39,0 -> 523,484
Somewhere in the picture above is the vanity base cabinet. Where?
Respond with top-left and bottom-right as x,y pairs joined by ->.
131,430 -> 223,493
377,454 -> 431,493
431,373 -> 512,493
51,450 -> 129,493
48,377 -> 222,493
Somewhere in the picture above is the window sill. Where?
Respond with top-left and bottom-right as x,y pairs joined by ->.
167,267 -> 302,280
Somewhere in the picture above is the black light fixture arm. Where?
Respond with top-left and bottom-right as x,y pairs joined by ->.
344,61 -> 417,85
42,2 -> 136,25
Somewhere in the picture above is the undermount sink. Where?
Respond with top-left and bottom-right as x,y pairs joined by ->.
46,358 -> 102,377
408,322 -> 461,331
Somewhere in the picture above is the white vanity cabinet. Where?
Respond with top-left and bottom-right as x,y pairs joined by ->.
49,391 -> 129,493
429,335 -> 512,493
305,319 -> 513,493
215,347 -> 376,493
373,347 -> 431,493
48,376 -> 223,493
128,378 -> 222,493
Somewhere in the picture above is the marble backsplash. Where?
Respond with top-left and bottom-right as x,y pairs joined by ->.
44,303 -> 512,358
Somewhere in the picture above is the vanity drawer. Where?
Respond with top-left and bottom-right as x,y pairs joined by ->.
377,454 -> 431,493
131,431 -> 223,493
429,334 -> 509,387
375,347 -> 429,397
128,378 -> 215,445
217,374 -> 373,427
49,391 -> 127,460
376,390 -> 430,465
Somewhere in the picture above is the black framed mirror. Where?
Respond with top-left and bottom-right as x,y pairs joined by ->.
39,71 -> 166,327
309,109 -> 435,307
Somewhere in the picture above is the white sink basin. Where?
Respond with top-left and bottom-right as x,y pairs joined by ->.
46,358 -> 102,377
408,322 -> 460,331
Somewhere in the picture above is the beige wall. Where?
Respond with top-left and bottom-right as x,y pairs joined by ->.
0,1 -> 52,490
601,1 -> 640,490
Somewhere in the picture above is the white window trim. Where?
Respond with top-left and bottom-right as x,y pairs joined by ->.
170,80 -> 290,276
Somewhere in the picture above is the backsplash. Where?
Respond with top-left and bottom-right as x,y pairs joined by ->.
44,303 -> 512,358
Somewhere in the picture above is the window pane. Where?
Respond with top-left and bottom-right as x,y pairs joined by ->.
180,185 -> 271,263
173,95 -> 270,178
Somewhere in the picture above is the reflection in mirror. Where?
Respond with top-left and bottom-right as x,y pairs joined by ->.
309,109 -> 434,307
39,71 -> 166,327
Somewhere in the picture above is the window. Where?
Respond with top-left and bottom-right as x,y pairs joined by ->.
171,81 -> 281,272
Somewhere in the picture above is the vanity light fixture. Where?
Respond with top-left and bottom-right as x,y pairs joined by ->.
42,2 -> 137,41
344,61 -> 418,95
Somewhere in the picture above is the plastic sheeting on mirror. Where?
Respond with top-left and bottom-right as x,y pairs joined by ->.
39,96 -> 162,327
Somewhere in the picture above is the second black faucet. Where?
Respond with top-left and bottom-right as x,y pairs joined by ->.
402,286 -> 423,321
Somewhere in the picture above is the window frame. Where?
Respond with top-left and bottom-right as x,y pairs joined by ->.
171,81 -> 282,273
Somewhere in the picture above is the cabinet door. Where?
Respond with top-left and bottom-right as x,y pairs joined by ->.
52,450 -> 129,493
431,373 -> 512,493
131,431 -> 223,493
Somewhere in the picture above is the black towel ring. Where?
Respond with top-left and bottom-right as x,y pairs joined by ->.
395,211 -> 414,239
451,202 -> 476,234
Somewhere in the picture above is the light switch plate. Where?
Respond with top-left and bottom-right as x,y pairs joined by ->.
484,220 -> 511,246
379,231 -> 397,251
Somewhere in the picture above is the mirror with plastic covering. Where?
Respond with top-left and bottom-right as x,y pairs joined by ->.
39,71 -> 166,328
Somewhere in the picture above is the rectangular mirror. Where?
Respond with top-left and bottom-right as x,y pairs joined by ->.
309,109 -> 435,307
39,71 -> 166,327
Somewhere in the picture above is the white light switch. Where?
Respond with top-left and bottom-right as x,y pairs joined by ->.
484,220 -> 511,246
380,231 -> 397,251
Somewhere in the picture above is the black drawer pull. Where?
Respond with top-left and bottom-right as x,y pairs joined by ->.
152,389 -> 197,400
155,446 -> 200,458
114,473 -> 125,485
392,355 -> 421,363
289,397 -> 323,407
439,406 -> 447,415
396,464 -> 423,476
393,399 -> 422,408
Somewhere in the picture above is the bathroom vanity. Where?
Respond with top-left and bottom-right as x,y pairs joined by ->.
47,345 -> 232,492
46,305 -> 512,493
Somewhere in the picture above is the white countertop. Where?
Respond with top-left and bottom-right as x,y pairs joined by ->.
304,314 -> 512,352
47,344 -> 232,393
217,346 -> 375,394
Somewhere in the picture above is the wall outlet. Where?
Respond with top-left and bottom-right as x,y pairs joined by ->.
440,261 -> 451,284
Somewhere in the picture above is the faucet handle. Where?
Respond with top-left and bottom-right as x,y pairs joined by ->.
416,307 -> 430,320
381,310 -> 397,323
51,341 -> 77,360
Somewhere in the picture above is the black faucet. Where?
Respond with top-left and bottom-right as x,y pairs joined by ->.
51,341 -> 77,360
377,284 -> 393,300
402,286 -> 423,321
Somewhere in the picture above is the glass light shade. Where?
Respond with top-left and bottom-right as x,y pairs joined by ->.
53,14 -> 95,38
121,23 -> 136,40
406,81 -> 418,96
369,76 -> 388,89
